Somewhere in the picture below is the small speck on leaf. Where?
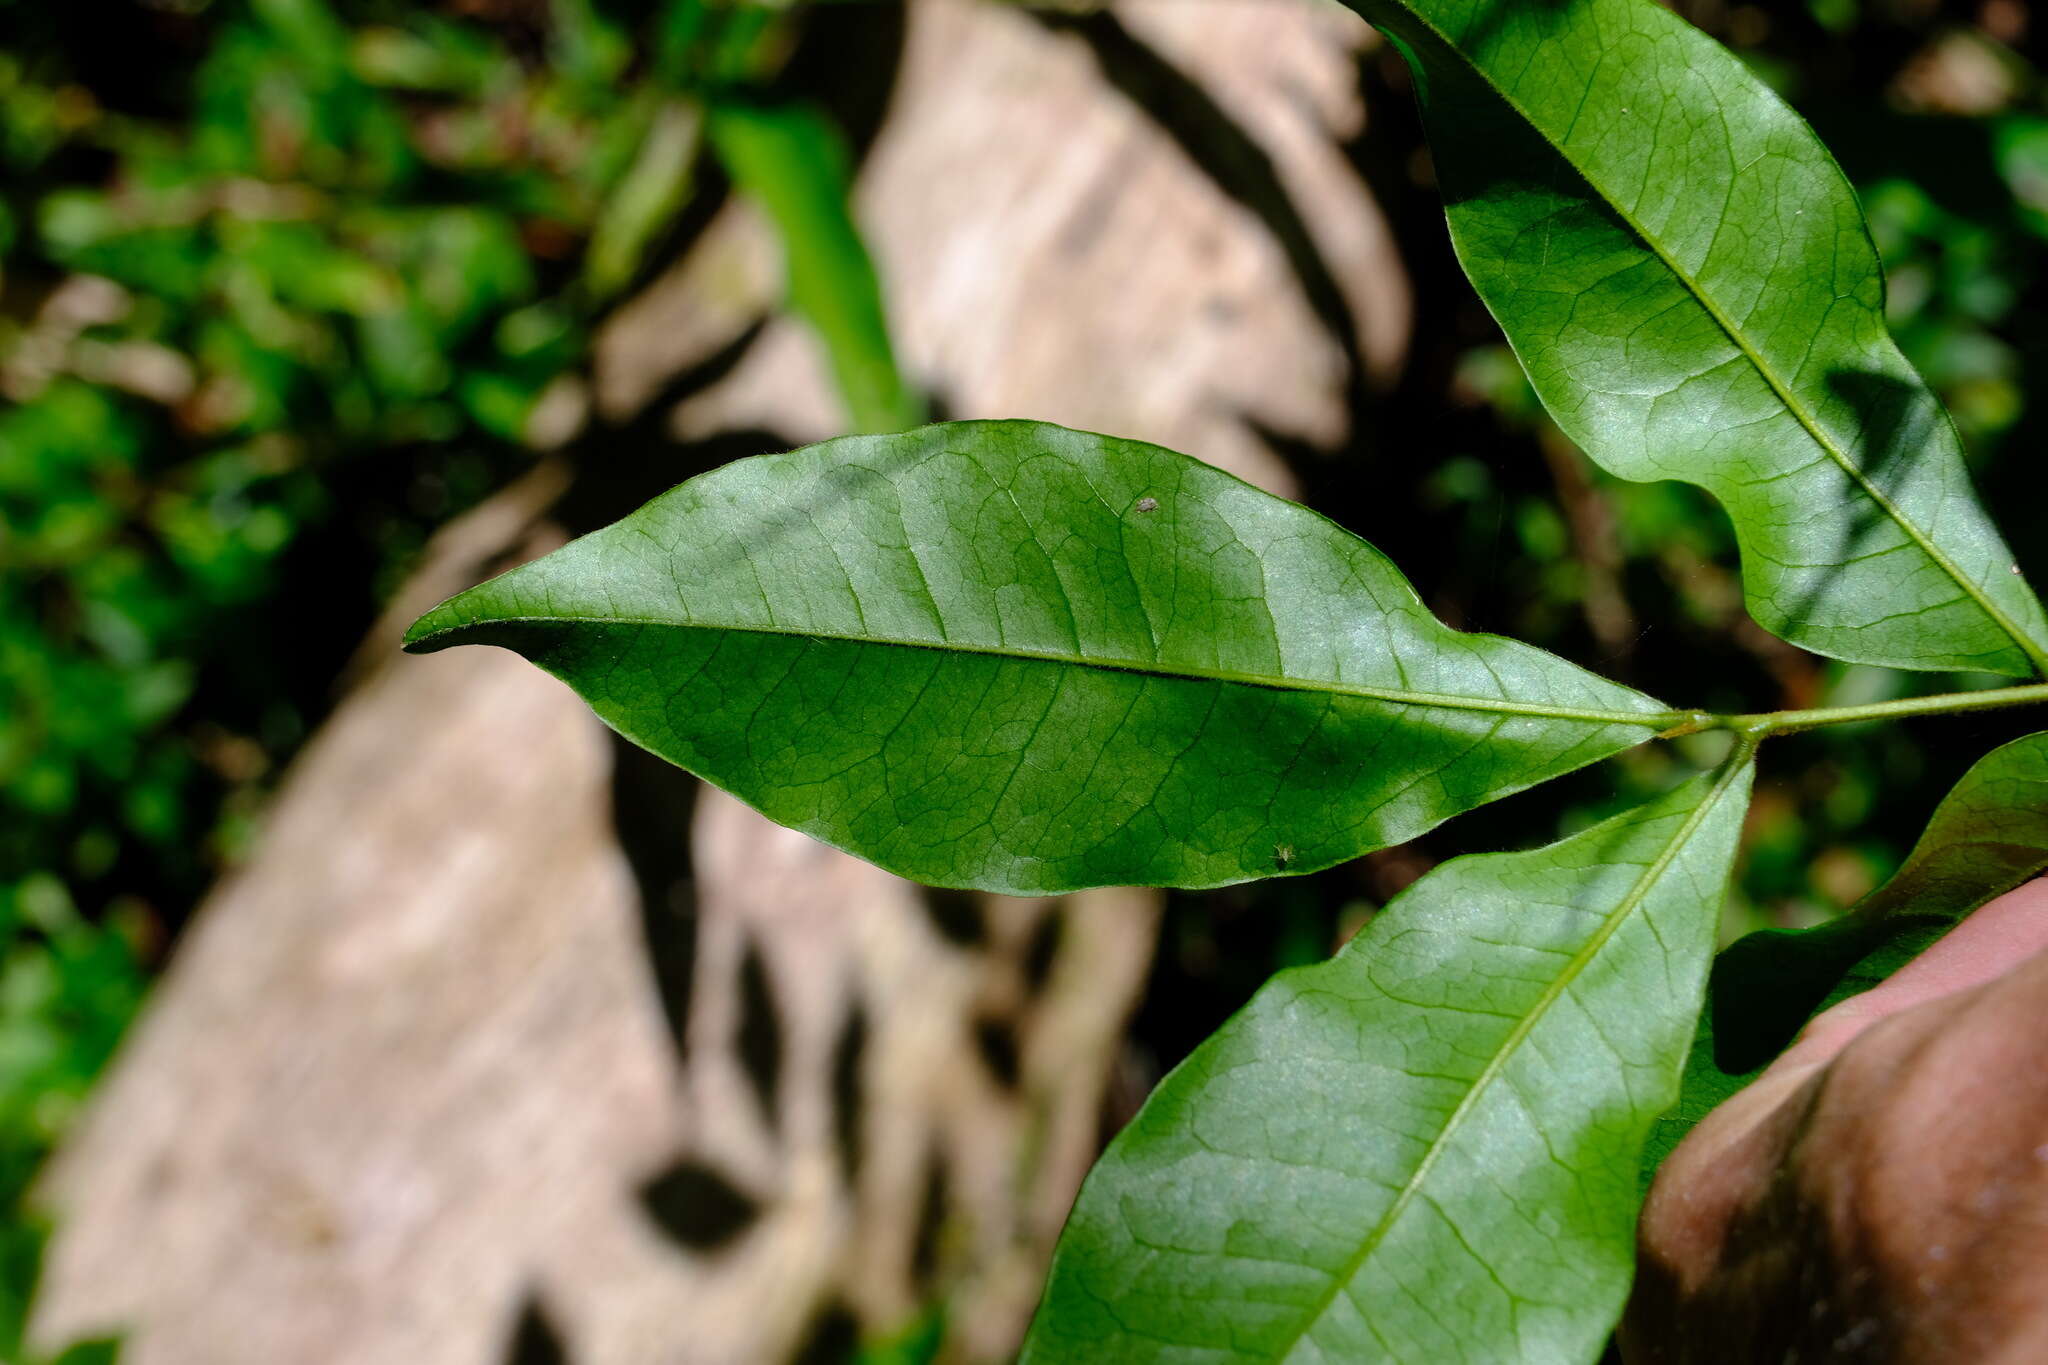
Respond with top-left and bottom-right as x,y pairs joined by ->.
1134,497 -> 1159,514
1273,844 -> 1295,870
2013,563 -> 2023,575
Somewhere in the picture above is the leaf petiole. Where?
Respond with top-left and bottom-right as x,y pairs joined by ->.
1662,682 -> 2048,739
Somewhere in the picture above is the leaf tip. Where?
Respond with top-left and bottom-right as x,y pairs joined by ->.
401,598 -> 469,655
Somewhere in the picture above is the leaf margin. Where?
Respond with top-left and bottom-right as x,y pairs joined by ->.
1348,0 -> 2048,678
1021,745 -> 1756,1362
404,419 -> 1683,896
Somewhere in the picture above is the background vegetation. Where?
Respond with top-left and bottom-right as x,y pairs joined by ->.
3,0 -> 2045,1353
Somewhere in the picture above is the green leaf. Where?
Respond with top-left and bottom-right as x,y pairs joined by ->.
47,1340 -> 121,1365
1644,729 -> 2048,1177
1349,0 -> 2048,677
708,101 -> 921,434
405,420 -> 1678,896
1022,754 -> 1754,1363
584,98 -> 700,301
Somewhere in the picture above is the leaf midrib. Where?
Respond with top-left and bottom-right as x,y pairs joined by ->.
1274,752 -> 1750,1358
407,611 -> 1677,727
1374,0 -> 2048,677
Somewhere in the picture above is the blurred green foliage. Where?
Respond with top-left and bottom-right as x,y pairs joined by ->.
710,99 -> 921,432
0,0 -> 919,1349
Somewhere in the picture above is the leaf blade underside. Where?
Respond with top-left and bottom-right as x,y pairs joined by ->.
1350,0 -> 2048,676
405,420 -> 1673,895
1022,755 -> 1754,1363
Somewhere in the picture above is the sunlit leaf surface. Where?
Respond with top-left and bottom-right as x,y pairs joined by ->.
406,421 -> 1673,894
1350,0 -> 2048,676
1023,758 -> 1753,1362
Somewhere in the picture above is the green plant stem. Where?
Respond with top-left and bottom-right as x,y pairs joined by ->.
1664,682 -> 2048,739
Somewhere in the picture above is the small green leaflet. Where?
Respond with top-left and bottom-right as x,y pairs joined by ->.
709,101 -> 922,434
1022,755 -> 1754,1363
405,421 -> 1676,896
1348,0 -> 2048,677
1644,729 -> 2048,1176
584,98 -> 699,301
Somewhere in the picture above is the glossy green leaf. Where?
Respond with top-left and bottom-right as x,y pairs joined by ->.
405,420 -> 1678,896
1645,729 -> 2048,1176
708,101 -> 921,434
1348,0 -> 2048,677
1022,755 -> 1754,1363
